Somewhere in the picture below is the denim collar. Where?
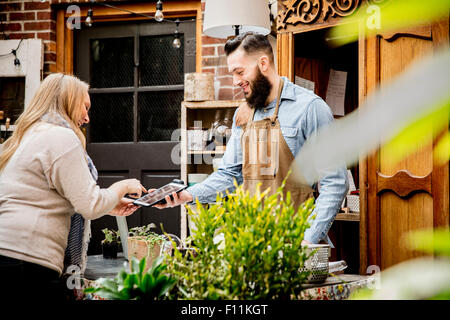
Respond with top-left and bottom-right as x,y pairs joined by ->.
263,77 -> 296,110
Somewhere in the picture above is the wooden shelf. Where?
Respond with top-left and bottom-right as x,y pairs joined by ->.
183,99 -> 244,109
335,212 -> 360,222
187,150 -> 225,155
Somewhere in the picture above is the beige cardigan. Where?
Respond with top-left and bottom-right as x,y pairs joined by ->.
0,122 -> 118,274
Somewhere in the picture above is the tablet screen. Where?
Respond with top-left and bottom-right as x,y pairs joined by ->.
133,182 -> 187,207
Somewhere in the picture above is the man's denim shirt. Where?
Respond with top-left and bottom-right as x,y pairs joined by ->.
188,77 -> 349,244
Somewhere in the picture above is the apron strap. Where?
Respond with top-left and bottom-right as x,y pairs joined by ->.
269,77 -> 284,125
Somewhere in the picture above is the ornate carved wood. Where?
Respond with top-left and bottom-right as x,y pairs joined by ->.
277,0 -> 362,31
376,170 -> 432,198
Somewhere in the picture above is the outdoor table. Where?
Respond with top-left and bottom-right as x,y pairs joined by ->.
78,254 -> 375,300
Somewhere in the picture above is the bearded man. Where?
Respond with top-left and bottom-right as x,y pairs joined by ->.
155,32 -> 349,245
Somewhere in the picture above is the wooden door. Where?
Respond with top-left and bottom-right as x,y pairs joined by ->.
363,21 -> 449,271
75,20 -> 196,254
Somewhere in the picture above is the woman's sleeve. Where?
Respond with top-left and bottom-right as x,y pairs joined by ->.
44,133 -> 119,220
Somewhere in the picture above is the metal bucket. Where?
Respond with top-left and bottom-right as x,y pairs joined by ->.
301,244 -> 330,283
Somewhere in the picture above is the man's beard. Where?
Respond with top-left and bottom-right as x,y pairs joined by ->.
245,67 -> 272,110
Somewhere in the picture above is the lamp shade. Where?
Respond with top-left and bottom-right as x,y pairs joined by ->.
203,0 -> 271,39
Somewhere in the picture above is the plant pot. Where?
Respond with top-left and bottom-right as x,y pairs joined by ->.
102,241 -> 119,259
127,236 -> 163,273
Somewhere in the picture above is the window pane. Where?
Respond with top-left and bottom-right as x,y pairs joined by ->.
89,93 -> 134,142
139,34 -> 184,86
90,37 -> 134,88
138,91 -> 183,141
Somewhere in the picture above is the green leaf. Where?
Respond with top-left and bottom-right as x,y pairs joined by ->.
123,273 -> 138,290
382,102 -> 450,165
158,278 -> 177,298
96,277 -> 119,293
130,256 -> 140,274
141,273 -> 154,294
406,228 -> 450,256
433,130 -> 450,165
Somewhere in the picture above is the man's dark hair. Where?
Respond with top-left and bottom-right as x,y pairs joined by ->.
224,32 -> 274,63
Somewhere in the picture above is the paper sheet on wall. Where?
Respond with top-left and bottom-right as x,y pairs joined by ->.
325,69 -> 347,116
295,76 -> 315,92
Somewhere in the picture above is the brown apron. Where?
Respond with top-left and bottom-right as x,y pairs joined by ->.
241,78 -> 315,208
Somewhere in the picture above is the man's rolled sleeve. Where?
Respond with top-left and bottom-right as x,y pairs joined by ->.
301,98 -> 349,243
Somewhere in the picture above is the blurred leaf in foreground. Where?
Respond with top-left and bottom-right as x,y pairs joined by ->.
352,228 -> 450,300
292,50 -> 450,185
351,257 -> 450,300
405,228 -> 450,257
382,102 -> 450,166
329,0 -> 450,47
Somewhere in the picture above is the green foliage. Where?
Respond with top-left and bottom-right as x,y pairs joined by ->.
166,180 -> 315,299
101,228 -> 120,244
84,256 -> 176,300
128,223 -> 157,237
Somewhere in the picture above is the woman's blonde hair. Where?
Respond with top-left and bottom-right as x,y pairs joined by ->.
0,73 -> 89,171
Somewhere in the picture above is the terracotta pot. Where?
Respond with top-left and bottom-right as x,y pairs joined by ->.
127,236 -> 164,273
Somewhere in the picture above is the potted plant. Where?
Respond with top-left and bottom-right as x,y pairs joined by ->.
84,256 -> 176,300
166,178 -> 316,299
101,228 -> 120,259
127,223 -> 168,273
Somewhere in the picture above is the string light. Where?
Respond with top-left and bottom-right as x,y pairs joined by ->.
13,50 -> 20,70
172,19 -> 181,49
0,39 -> 22,70
155,0 -> 164,22
85,8 -> 93,27
81,0 -> 194,41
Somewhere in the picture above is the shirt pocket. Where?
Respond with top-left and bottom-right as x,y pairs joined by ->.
280,126 -> 299,156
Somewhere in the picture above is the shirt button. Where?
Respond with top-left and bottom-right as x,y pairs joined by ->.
263,108 -> 268,113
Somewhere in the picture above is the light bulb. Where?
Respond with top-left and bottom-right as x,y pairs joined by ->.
155,9 -> 164,22
172,37 -> 181,49
14,57 -> 21,71
85,16 -> 92,27
85,8 -> 93,27
155,0 -> 164,22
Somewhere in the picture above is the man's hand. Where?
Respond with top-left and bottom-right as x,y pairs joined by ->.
109,197 -> 140,216
152,190 -> 193,209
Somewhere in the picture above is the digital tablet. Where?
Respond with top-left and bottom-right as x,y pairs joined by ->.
133,179 -> 188,207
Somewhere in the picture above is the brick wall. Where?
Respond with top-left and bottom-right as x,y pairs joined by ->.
200,0 -> 243,100
0,0 -> 243,99
0,1 -> 56,75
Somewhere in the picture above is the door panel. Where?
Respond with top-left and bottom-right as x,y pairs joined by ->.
365,23 -> 449,270
380,193 -> 434,269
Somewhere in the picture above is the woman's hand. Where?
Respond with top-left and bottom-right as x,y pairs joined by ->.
125,179 -> 147,198
108,197 -> 140,216
108,178 -> 147,200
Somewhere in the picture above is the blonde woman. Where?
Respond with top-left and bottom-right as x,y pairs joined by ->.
0,73 -> 146,300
